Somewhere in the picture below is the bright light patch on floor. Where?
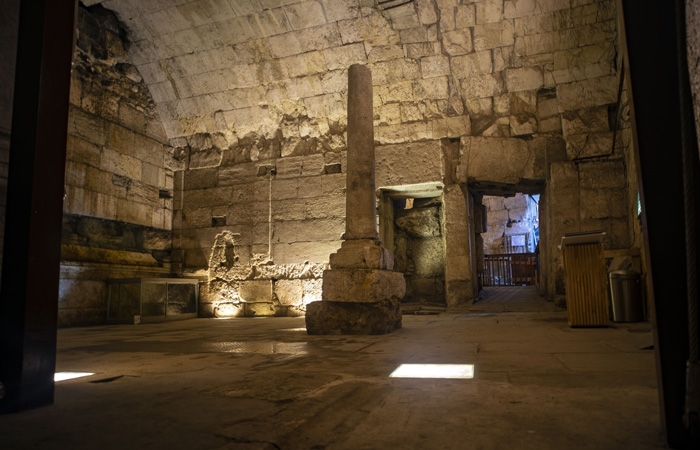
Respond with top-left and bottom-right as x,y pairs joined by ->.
54,372 -> 94,382
389,364 -> 475,379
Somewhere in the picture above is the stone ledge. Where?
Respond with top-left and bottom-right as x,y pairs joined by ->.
305,299 -> 401,335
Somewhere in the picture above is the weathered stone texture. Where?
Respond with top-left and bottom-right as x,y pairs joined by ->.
322,269 -> 406,303
70,0 -> 632,310
66,6 -> 173,231
482,193 -> 539,254
305,299 -> 402,335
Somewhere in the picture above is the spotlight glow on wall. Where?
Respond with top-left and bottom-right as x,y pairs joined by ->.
54,372 -> 94,382
389,364 -> 475,379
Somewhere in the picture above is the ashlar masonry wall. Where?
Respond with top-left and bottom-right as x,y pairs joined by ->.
59,5 -> 181,326
482,193 -> 539,254
93,0 -> 636,312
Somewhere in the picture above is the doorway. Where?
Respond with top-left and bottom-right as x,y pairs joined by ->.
471,192 -> 555,314
478,193 -> 540,288
379,183 -> 446,308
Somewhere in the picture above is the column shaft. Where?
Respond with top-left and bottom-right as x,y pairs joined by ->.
345,64 -> 377,240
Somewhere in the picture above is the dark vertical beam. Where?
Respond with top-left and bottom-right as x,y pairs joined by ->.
619,0 -> 700,447
0,1 -> 77,413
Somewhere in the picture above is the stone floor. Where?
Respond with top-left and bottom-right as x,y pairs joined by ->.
470,286 -> 566,313
0,288 -> 665,449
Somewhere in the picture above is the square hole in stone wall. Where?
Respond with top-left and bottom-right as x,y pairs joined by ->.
324,163 -> 341,174
211,216 -> 226,227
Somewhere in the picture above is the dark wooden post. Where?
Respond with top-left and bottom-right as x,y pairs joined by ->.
619,0 -> 700,447
0,0 -> 78,413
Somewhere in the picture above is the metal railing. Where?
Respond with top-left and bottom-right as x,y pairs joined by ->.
480,253 -> 539,287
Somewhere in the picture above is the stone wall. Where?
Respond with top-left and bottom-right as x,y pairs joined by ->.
0,1 -> 653,323
59,5 -> 179,326
66,5 -> 177,229
482,193 -> 539,254
60,214 -> 173,325
87,0 -> 635,308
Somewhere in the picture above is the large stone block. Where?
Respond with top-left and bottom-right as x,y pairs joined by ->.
459,72 -> 504,99
116,198 -> 152,227
457,136 -> 533,184
245,302 -> 278,317
561,107 -> 609,137
432,115 -> 471,139
321,0 -> 359,22
272,240 -> 340,264
410,238 -> 445,277
66,135 -> 102,168
323,42 -> 366,71
68,107 -> 105,146
443,29 -> 473,55
254,8 -> 293,38
298,173 -> 323,198
239,280 -> 273,303
100,147 -> 142,181
473,20 -> 514,51
421,55 -> 450,78
506,66 -> 543,92
182,186 -> 234,208
275,279 -> 303,306
209,300 -> 238,318
305,298 -> 402,335
375,140 -> 443,186
302,278 -> 323,304
452,51 -> 493,79
565,131 -> 613,159
65,161 -> 87,188
557,75 -> 617,112
415,0 -> 438,25
455,3 -> 476,26
284,0 -> 327,30
322,268 -> 405,303
579,188 -> 628,220
255,262 -> 325,280
577,160 -> 626,189
329,239 -> 394,270
510,114 -> 537,136
59,279 -> 107,309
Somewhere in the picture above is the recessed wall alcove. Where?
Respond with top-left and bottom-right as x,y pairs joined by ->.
379,182 -> 446,308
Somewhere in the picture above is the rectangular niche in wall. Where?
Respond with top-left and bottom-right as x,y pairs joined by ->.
107,278 -> 199,324
379,182 -> 446,306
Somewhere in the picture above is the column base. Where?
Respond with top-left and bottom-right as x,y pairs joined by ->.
305,299 -> 401,335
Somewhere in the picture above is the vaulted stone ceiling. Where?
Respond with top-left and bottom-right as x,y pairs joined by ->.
81,0 -> 617,159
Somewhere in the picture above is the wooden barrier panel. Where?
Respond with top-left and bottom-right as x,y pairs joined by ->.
562,242 -> 608,327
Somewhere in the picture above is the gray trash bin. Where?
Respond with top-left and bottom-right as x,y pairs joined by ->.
609,270 -> 644,322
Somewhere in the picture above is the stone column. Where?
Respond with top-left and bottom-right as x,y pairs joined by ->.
305,64 -> 405,335
345,64 -> 377,241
